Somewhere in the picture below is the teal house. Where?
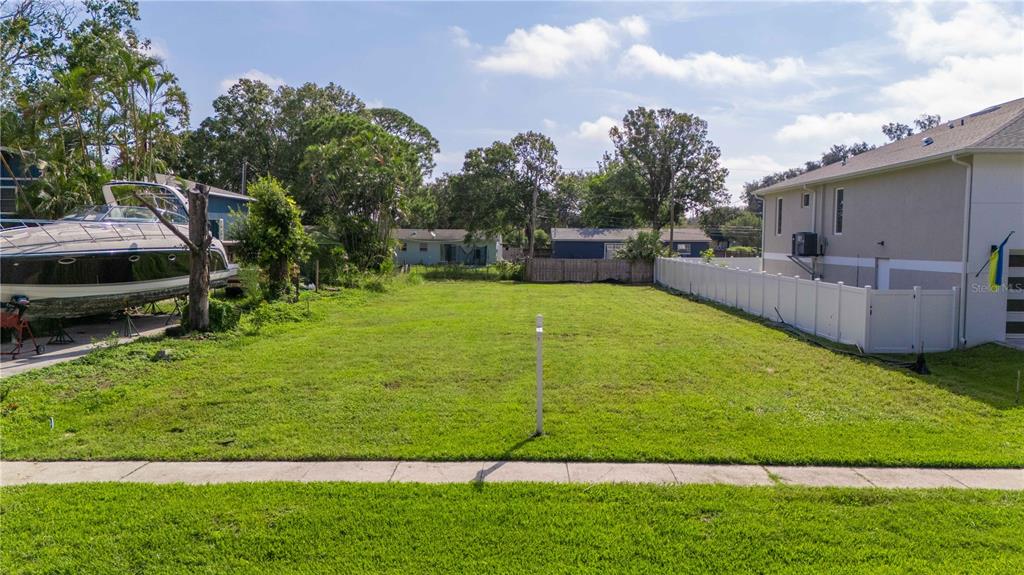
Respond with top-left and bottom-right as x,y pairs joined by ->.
394,229 -> 502,266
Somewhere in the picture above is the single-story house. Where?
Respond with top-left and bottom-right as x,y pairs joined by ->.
0,147 -> 42,216
394,229 -> 502,266
551,227 -> 713,259
756,97 -> 1024,348
154,173 -> 253,239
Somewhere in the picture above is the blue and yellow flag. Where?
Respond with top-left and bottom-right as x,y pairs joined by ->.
988,233 -> 1013,291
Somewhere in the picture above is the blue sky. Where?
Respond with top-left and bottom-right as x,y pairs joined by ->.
137,1 -> 1024,202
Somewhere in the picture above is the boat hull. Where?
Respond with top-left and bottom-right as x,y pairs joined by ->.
0,268 -> 237,319
1,219 -> 238,320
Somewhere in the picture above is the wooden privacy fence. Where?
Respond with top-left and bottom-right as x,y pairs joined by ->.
526,258 -> 654,284
655,257 -> 959,353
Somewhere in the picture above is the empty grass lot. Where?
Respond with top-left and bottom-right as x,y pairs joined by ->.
1,280 -> 1022,466
2,483 -> 1022,574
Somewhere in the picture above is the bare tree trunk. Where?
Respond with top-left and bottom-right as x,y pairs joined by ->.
188,186 -> 211,331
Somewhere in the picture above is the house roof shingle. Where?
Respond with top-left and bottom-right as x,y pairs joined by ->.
394,228 -> 499,242
757,97 -> 1024,196
154,173 -> 253,201
552,227 -> 711,243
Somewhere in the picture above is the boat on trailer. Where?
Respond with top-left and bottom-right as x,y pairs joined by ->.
0,181 -> 238,319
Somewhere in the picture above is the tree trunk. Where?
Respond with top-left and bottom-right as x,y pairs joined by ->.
188,186 -> 211,331
269,257 -> 289,300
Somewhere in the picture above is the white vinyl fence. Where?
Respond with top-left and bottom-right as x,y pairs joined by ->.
655,257 -> 959,353
712,257 -> 762,271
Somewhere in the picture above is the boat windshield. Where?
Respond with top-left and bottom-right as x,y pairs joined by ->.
61,205 -> 188,225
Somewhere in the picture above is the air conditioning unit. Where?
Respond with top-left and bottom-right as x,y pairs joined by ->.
792,232 -> 818,257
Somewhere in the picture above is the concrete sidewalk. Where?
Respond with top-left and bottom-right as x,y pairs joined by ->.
2,461 -> 1021,490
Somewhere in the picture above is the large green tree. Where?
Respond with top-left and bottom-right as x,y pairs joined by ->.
609,107 -> 728,230
1,0 -> 189,216
450,131 -> 560,256
578,156 -> 645,228
300,113 -> 420,271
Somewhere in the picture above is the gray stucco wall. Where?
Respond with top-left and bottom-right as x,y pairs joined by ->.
762,159 -> 969,289
964,153 -> 1024,346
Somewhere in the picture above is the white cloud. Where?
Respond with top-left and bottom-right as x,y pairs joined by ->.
219,69 -> 286,93
774,2 -> 1024,146
880,53 -> 1023,120
891,1 -> 1023,64
618,15 -> 648,39
575,116 -> 618,141
775,111 -> 890,144
450,26 -> 474,49
475,16 -> 647,78
139,38 -> 170,62
542,118 -> 559,130
723,155 -> 789,202
724,155 -> 788,176
622,45 -> 808,85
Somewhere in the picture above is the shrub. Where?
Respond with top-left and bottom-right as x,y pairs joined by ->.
726,245 -> 760,257
181,299 -> 240,332
413,263 -> 523,281
245,299 -> 316,333
700,247 -> 715,263
615,231 -> 669,263
233,177 -> 314,300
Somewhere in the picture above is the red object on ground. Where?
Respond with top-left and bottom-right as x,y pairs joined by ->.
1,300 -> 42,359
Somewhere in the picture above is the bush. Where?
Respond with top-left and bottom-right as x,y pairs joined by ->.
245,299 -> 316,333
615,231 -> 669,263
412,262 -> 523,281
726,245 -> 760,257
181,299 -> 240,332
700,247 -> 715,263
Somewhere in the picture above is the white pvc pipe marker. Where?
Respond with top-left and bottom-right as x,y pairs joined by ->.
536,314 -> 544,436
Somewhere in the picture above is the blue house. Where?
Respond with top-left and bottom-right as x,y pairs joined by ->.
154,174 -> 253,239
551,228 -> 712,259
1,147 -> 42,216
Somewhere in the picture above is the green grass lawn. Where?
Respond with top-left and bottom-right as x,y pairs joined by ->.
2,482 -> 1021,574
1,280 -> 1022,466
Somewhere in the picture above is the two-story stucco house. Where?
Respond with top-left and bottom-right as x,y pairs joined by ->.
757,98 -> 1024,348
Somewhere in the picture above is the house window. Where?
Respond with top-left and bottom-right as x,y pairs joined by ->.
675,243 -> 689,254
834,188 -> 844,235
400,242 -> 407,252
604,243 -> 625,259
802,193 -> 810,207
775,197 -> 783,235
419,242 -> 428,252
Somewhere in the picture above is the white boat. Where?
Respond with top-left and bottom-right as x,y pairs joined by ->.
0,181 -> 238,319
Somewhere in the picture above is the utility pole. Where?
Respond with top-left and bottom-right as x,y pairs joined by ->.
240,159 -> 248,195
529,186 -> 538,258
669,200 -> 675,247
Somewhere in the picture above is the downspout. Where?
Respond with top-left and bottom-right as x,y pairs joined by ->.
803,185 -> 815,233
758,192 -> 766,268
951,154 -> 972,348
803,184 -> 819,278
